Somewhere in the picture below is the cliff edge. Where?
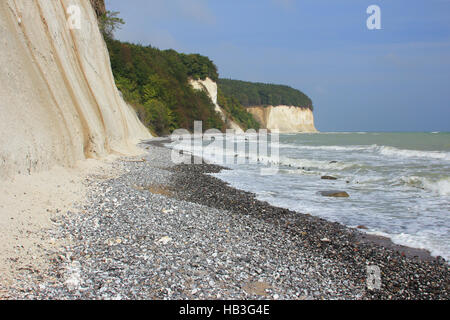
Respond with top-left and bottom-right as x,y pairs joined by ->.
218,78 -> 317,133
0,0 -> 151,178
247,106 -> 318,133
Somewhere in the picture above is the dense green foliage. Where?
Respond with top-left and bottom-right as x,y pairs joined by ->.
98,11 -> 124,40
180,53 -> 219,82
100,11 -> 298,135
218,79 -> 313,110
217,90 -> 260,131
106,38 -> 225,135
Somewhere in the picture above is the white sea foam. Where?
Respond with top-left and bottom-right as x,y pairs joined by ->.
376,146 -> 450,161
400,176 -> 450,196
276,143 -> 450,161
423,178 -> 450,196
170,139 -> 357,170
277,156 -> 356,170
275,143 -> 371,152
366,230 -> 450,261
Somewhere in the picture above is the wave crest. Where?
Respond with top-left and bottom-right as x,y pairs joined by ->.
376,146 -> 450,161
276,143 -> 450,161
400,176 -> 450,196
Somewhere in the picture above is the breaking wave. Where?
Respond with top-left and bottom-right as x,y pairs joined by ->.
376,146 -> 450,161
401,176 -> 450,196
276,143 -> 450,161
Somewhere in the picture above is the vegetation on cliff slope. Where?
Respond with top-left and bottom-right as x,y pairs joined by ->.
106,39 -> 227,135
217,90 -> 260,131
98,10 -> 303,135
218,79 -> 313,110
98,11 -> 124,40
97,10 -> 224,135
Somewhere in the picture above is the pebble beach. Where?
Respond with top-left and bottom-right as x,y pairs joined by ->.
4,140 -> 449,300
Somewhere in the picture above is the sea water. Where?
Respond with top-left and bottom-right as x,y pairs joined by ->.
169,132 -> 450,261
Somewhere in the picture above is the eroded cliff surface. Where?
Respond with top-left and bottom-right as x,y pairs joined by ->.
190,78 -> 244,133
247,106 -> 318,133
0,0 -> 151,178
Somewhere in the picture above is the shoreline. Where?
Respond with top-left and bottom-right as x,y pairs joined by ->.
5,140 -> 448,299
148,139 -> 449,299
149,139 -> 441,263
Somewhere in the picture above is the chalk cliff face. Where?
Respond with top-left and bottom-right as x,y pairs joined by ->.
0,0 -> 151,178
190,78 -> 244,133
247,106 -> 317,133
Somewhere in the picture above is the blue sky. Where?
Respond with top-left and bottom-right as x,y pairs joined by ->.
105,0 -> 450,132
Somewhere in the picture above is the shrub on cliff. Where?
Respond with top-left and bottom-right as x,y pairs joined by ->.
98,11 -> 124,40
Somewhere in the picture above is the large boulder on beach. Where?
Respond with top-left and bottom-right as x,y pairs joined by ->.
319,190 -> 350,198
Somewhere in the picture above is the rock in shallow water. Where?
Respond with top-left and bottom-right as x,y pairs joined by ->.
321,176 -> 338,180
319,190 -> 350,198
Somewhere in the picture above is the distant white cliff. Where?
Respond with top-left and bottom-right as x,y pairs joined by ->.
190,78 -> 244,133
0,0 -> 151,178
246,106 -> 318,133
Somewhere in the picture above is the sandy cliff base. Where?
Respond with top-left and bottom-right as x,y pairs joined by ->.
0,155 -> 124,297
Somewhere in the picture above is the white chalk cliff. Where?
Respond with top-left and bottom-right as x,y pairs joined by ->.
0,0 -> 151,178
190,78 -> 244,133
246,106 -> 317,133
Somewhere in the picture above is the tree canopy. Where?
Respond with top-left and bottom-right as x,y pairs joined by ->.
106,38 -> 224,135
218,79 -> 313,110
